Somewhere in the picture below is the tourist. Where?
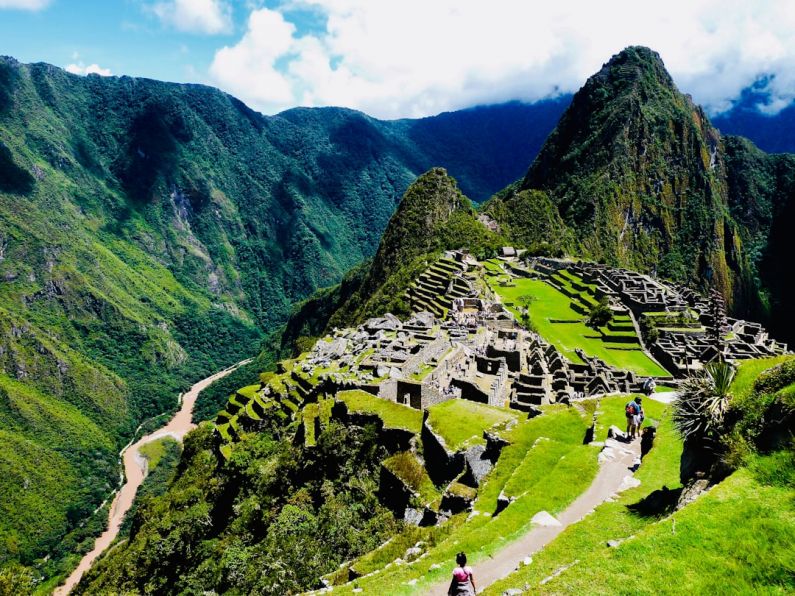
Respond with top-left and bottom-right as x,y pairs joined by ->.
635,396 -> 645,432
448,552 -> 476,595
625,398 -> 640,440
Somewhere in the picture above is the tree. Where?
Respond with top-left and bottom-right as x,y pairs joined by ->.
516,294 -> 536,332
586,296 -> 613,329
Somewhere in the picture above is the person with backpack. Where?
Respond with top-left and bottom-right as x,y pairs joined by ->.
625,398 -> 640,440
448,552 -> 476,595
635,396 -> 645,431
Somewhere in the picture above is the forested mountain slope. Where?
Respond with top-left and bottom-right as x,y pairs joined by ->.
0,56 -> 563,580
486,47 -> 795,340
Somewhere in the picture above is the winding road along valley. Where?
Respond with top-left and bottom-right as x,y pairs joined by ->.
53,359 -> 253,595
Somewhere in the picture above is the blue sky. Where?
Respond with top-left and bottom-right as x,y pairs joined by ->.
1,1 -> 794,119
0,1 -> 318,84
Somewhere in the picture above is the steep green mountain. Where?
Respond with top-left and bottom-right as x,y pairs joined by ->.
278,169 -> 503,356
722,136 -> 795,341
0,56 -> 563,580
489,46 -> 740,296
325,168 -> 502,327
486,46 -> 795,340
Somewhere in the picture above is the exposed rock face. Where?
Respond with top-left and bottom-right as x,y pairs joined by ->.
460,444 -> 494,488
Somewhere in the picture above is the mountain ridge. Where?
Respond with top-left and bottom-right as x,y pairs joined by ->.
0,56 -> 564,581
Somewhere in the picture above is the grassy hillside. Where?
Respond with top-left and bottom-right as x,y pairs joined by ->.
0,57 -> 562,581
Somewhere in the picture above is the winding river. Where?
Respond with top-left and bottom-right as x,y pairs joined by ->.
53,358 -> 252,595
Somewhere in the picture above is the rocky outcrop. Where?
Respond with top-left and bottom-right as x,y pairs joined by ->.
460,444 -> 494,488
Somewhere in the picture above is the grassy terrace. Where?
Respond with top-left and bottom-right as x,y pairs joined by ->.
486,436 -> 794,594
426,399 -> 518,450
331,404 -> 601,594
489,275 -> 669,377
730,355 -> 795,402
337,390 -> 423,434
484,406 -> 683,594
383,451 -> 440,507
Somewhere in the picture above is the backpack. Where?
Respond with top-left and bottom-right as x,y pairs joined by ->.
625,402 -> 637,416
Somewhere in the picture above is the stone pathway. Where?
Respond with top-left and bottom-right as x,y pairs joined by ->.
648,390 -> 678,405
428,437 -> 642,595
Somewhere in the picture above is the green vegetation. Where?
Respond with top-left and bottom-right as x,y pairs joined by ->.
0,57 -> 561,582
383,452 -> 440,506
76,421 -> 399,595
730,355 -> 794,402
485,407 -> 683,594
426,399 -> 517,450
490,276 -> 668,376
331,404 -> 601,594
488,452 -> 793,594
326,169 -> 506,328
338,390 -> 423,434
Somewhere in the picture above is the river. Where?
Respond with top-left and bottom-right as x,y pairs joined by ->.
53,358 -> 252,595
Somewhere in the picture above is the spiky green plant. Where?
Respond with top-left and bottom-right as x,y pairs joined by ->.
673,361 -> 735,447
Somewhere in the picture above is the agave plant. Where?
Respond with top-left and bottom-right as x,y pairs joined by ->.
673,361 -> 735,447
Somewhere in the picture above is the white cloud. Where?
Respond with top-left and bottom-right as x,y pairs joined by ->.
0,0 -> 50,9
151,0 -> 232,35
65,63 -> 113,76
210,8 -> 297,107
209,0 -> 795,118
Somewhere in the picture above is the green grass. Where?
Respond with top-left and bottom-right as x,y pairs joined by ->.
493,454 -> 794,594
409,362 -> 435,381
337,390 -> 423,434
426,399 -> 518,450
731,355 -> 795,403
383,452 -> 440,506
484,409 -> 684,594
483,259 -> 505,274
331,405 -> 598,595
489,276 -> 669,377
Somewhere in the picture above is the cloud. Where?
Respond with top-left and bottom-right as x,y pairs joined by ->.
0,0 -> 50,9
209,0 -> 795,118
151,0 -> 232,35
210,8 -> 297,107
65,63 -> 113,76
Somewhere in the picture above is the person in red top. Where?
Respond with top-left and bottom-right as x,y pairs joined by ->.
448,551 -> 476,595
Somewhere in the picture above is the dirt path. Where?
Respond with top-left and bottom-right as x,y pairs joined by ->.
53,358 -> 252,596
429,437 -> 642,595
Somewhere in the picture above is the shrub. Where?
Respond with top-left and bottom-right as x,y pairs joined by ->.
586,296 -> 613,329
673,362 -> 734,447
753,360 -> 795,395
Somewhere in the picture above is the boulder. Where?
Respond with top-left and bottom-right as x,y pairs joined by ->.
607,425 -> 628,441
460,444 -> 493,487
530,511 -> 561,527
494,490 -> 515,516
484,430 -> 510,461
440,482 -> 476,514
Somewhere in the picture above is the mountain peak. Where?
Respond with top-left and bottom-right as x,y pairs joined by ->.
517,45 -> 734,296
585,45 -> 677,104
